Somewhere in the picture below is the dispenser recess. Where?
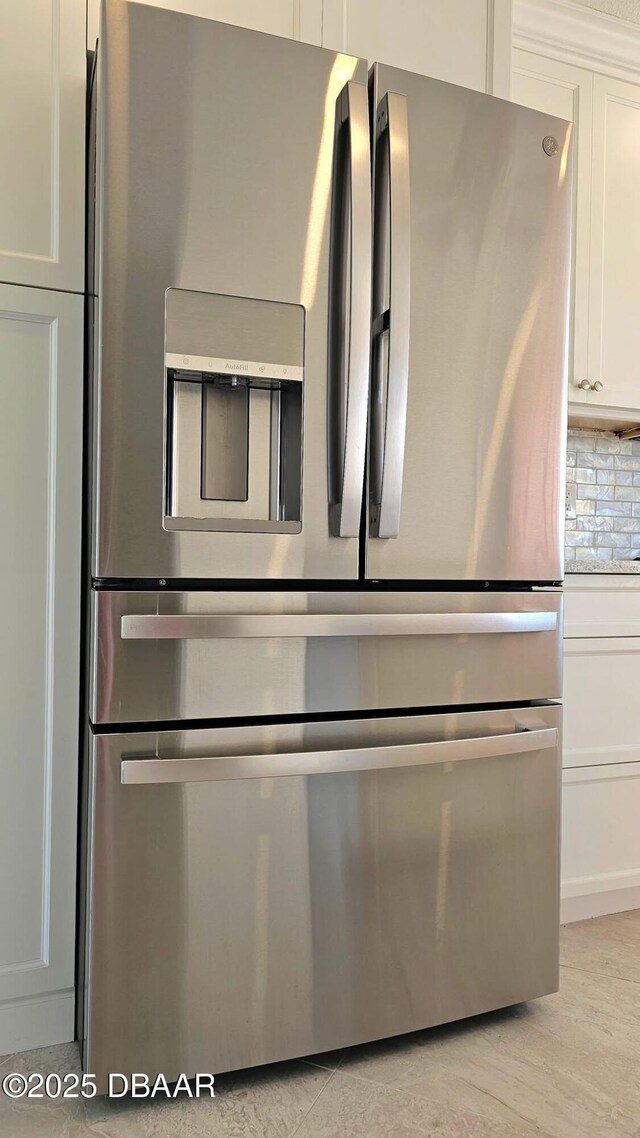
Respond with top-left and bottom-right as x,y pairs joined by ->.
165,290 -> 304,533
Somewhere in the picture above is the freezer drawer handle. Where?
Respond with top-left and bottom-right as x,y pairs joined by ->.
120,727 -> 558,784
328,81 -> 372,538
370,90 -> 410,539
120,610 -> 558,640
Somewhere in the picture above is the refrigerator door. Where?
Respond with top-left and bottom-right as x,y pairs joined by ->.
367,66 -> 572,582
83,704 -> 561,1091
91,1 -> 370,581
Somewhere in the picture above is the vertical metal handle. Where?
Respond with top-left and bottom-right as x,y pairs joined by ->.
328,81 -> 372,537
370,91 -> 410,539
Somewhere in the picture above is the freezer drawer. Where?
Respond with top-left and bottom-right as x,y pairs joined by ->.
83,705 -> 561,1091
91,589 -> 563,724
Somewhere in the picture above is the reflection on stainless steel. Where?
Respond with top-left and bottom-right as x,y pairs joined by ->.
327,81 -> 372,538
83,0 -> 571,1095
367,65 -> 572,580
92,1 -> 366,580
91,590 -> 563,724
121,727 -> 558,783
120,610 -> 558,639
85,705 -> 561,1092
370,91 -> 411,539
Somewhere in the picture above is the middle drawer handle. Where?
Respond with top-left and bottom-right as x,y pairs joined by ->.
120,611 -> 558,640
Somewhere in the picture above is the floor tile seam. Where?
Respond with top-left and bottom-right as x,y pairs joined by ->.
560,962 -> 640,986
288,1064 -> 340,1138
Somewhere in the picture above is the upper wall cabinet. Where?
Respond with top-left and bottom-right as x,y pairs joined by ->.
513,1 -> 640,422
0,0 -> 85,293
321,0 -> 513,95
87,0 -> 323,48
512,51 -> 593,406
587,76 -> 640,414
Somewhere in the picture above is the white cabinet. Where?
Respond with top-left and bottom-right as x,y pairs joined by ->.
512,51 -> 593,406
322,0 -> 512,94
87,0 -> 323,48
0,284 -> 83,1054
513,37 -> 640,420
562,763 -> 640,922
0,0 -> 85,293
587,76 -> 640,413
561,578 -> 640,923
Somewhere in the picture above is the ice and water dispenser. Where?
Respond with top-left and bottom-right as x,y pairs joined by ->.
164,289 -> 304,532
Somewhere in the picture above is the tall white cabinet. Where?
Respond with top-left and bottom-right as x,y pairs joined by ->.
0,286 -> 83,1052
0,0 -> 85,1055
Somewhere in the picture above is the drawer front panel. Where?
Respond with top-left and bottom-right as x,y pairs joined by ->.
91,590 -> 563,724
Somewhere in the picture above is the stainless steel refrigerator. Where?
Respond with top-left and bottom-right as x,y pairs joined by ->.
81,0 -> 572,1091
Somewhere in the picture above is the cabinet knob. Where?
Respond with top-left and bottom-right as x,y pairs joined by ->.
578,380 -> 591,390
591,381 -> 603,392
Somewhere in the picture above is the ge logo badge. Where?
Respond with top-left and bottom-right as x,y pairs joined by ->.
542,135 -> 559,157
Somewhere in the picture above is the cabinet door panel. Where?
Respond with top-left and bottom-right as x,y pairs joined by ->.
88,0 -> 323,47
323,0 -> 511,95
0,0 -> 85,292
0,285 -> 82,1047
562,763 -> 640,914
512,51 -> 593,406
563,638 -> 640,769
588,76 -> 640,412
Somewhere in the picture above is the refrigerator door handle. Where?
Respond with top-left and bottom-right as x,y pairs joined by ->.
328,81 -> 372,538
370,91 -> 410,539
121,727 -> 558,784
121,611 -> 558,639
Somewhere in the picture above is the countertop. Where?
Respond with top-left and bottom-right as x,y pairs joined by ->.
565,560 -> 640,574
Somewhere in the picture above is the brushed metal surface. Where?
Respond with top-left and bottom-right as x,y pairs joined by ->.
165,354 -> 304,382
120,727 -> 558,783
84,704 -> 561,1091
370,91 -> 411,539
91,1 -> 367,580
165,289 -> 305,376
120,610 -> 558,639
367,66 -> 572,580
328,81 -> 371,538
92,590 -> 563,724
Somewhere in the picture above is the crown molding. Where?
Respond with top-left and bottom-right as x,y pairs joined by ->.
513,0 -> 640,81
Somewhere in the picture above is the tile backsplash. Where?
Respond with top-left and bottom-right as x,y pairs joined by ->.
566,428 -> 640,565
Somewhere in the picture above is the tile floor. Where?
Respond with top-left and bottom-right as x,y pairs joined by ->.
1,910 -> 639,1138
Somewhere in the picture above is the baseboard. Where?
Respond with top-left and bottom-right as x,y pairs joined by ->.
561,886 -> 640,924
0,991 -> 75,1058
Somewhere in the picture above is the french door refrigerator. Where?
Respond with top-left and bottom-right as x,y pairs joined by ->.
81,0 -> 572,1091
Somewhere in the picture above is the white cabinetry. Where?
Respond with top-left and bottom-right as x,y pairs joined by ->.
0,285 -> 83,1053
513,2 -> 640,421
587,76 -> 640,414
0,0 -> 85,292
322,0 -> 512,94
562,578 -> 640,923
